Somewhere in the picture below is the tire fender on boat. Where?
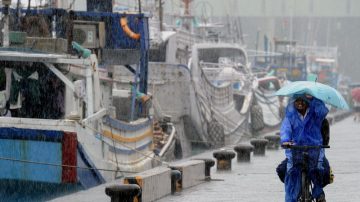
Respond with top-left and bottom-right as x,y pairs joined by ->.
250,104 -> 265,131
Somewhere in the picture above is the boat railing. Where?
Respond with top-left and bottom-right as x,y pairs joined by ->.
200,61 -> 252,78
199,61 -> 235,69
0,117 -> 77,132
296,45 -> 338,57
205,60 -> 255,80
176,29 -> 196,49
158,123 -> 176,157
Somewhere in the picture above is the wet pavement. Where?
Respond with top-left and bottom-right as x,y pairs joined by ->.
52,113 -> 359,202
157,115 -> 360,202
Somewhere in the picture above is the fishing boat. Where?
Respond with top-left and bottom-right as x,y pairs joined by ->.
118,42 -> 255,157
137,1 -> 257,154
187,43 -> 254,146
0,3 -> 175,190
297,45 -> 339,87
253,76 -> 285,129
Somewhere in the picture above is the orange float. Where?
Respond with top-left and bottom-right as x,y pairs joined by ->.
120,17 -> 140,40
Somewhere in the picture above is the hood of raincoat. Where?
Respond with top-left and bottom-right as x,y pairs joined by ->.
282,97 -> 329,146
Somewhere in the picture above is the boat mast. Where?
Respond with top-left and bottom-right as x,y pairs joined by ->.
182,0 -> 192,15
158,0 -> 163,31
181,0 -> 193,31
2,0 -> 11,47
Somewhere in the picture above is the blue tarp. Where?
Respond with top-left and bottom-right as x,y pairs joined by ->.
0,127 -> 63,142
1,8 -> 149,50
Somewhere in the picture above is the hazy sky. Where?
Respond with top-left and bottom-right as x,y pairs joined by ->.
163,0 -> 360,17
7,0 -> 360,17
5,0 -> 360,80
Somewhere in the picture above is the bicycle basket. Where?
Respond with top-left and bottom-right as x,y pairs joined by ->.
291,148 -> 321,169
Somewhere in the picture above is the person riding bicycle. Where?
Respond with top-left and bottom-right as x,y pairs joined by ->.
280,94 -> 329,202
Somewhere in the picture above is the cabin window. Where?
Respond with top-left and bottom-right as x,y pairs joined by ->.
259,79 -> 280,91
0,62 -> 65,119
149,41 -> 168,62
198,48 -> 247,66
0,67 -> 9,116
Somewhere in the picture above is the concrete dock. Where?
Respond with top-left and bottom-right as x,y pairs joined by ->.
158,115 -> 360,202
52,112 -> 359,202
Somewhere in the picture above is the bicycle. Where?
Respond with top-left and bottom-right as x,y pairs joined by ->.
282,144 -> 330,202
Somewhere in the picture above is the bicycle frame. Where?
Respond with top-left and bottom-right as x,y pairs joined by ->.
300,150 -> 312,202
282,145 -> 330,202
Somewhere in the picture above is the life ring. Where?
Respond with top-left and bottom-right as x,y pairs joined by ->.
120,17 -> 140,40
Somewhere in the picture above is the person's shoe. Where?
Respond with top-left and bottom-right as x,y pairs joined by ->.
316,193 -> 326,202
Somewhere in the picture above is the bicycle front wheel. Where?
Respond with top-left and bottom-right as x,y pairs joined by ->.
300,170 -> 312,202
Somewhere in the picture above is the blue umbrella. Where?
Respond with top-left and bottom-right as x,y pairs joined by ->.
275,81 -> 349,110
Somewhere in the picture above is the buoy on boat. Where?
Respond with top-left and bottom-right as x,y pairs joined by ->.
120,17 -> 140,40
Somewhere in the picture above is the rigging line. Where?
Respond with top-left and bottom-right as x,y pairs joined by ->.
197,85 -> 250,135
151,77 -> 155,113
150,79 -> 166,118
199,70 -> 240,127
199,67 -> 250,132
0,156 -> 138,173
149,81 -> 176,119
258,99 -> 281,121
197,75 -> 246,129
262,100 -> 282,120
109,113 -> 122,178
200,67 -> 228,118
84,123 -> 168,166
189,69 -> 211,145
255,90 -> 282,120
68,0 -> 76,10
109,76 -> 122,177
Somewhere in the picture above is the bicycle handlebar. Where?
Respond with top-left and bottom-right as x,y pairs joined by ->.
281,145 -> 330,149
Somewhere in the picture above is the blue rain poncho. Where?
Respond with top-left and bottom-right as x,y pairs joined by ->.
280,96 -> 329,202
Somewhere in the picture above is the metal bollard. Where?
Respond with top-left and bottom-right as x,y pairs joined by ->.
264,135 -> 281,150
233,144 -> 254,162
105,184 -> 141,202
213,150 -> 236,171
250,139 -> 269,156
193,158 -> 215,180
171,169 -> 182,194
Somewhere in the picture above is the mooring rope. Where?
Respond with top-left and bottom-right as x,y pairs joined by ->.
0,156 -> 137,173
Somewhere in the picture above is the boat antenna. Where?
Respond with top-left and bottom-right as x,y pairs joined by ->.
16,0 -> 21,30
138,0 -> 142,14
182,0 -> 192,15
26,0 -> 31,15
159,0 -> 163,31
